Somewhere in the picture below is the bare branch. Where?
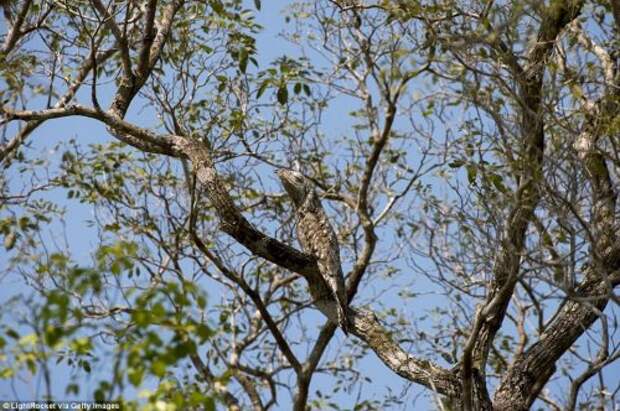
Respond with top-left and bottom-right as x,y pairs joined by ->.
1,0 -> 31,54
90,0 -> 133,76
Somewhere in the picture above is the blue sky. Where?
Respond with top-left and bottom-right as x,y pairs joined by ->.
0,3 -> 430,408
1,1 -> 619,410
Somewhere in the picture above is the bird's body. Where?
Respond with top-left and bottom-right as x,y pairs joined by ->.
277,169 -> 351,335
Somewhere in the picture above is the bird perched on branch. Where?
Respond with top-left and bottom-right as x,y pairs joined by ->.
277,169 -> 351,335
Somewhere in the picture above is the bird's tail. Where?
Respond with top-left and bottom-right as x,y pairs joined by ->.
336,295 -> 351,336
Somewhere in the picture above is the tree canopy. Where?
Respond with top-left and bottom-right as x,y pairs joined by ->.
1,0 -> 619,410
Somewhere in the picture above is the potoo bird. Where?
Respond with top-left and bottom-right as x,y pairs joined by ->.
277,169 -> 351,335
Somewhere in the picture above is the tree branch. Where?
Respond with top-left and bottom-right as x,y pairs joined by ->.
190,354 -> 242,411
1,0 -> 31,54
293,323 -> 337,411
136,0 -> 158,79
0,48 -> 117,163
349,308 -> 460,396
1,104 -> 177,156
174,137 -> 461,398
188,212 -> 302,374
493,270 -> 616,410
89,0 -> 132,77
467,0 -> 584,393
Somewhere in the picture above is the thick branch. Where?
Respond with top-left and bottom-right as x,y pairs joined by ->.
136,0 -> 158,78
493,271 -> 616,410
1,105 -> 177,156
612,0 -> 620,32
468,0 -> 584,386
174,137 -> 322,283
349,308 -> 460,396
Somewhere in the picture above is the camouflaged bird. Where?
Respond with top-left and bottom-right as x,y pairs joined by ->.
277,169 -> 351,335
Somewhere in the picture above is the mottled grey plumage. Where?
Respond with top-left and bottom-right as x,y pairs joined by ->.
277,169 -> 350,335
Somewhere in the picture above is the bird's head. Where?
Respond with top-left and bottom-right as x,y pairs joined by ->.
276,169 -> 313,207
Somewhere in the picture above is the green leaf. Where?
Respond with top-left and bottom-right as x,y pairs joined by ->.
466,164 -> 477,185
151,360 -> 167,377
110,261 -> 121,275
277,85 -> 288,105
50,253 -> 68,267
488,173 -> 507,193
204,397 -> 216,411
132,310 -> 151,326
239,49 -> 248,74
66,383 -> 79,395
0,368 -> 14,379
448,160 -> 465,168
196,324 -> 213,341
256,80 -> 269,98
128,367 -> 144,386
18,217 -> 29,230
44,325 -> 64,346
94,388 -> 105,402
210,0 -> 224,14
70,337 -> 93,355
151,303 -> 166,320
5,329 -> 19,339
